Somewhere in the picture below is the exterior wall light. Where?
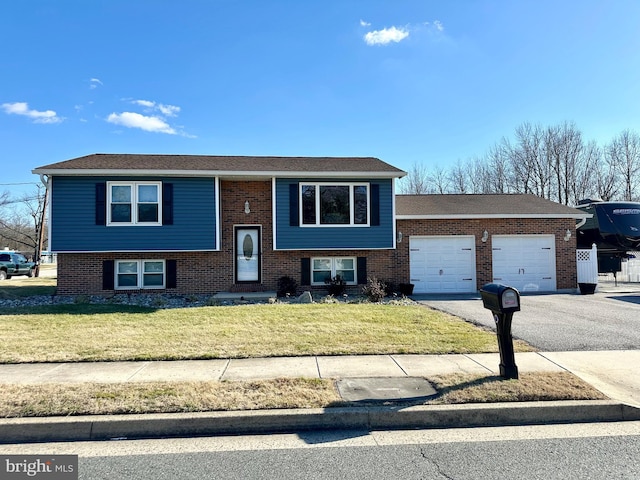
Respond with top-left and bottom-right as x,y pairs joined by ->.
397,232 -> 403,243
244,201 -> 251,214
564,229 -> 572,241
481,230 -> 489,243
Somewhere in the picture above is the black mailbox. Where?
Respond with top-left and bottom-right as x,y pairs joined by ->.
480,283 -> 520,379
480,283 -> 520,314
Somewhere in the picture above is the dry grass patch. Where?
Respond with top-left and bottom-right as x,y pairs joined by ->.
0,378 -> 340,417
0,303 -> 532,363
0,373 -> 607,418
427,372 -> 608,404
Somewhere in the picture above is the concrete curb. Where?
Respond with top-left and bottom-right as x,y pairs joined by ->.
2,400 -> 640,444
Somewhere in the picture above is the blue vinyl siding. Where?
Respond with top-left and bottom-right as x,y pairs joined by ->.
50,176 -> 217,251
275,178 -> 395,250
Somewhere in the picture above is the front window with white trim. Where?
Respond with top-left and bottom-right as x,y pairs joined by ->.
301,183 -> 369,226
108,182 -> 161,225
116,260 -> 165,290
311,257 -> 356,285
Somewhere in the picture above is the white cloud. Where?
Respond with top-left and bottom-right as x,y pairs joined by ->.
132,99 -> 180,117
433,20 -> 444,32
108,98 -> 191,136
133,99 -> 155,108
106,112 -> 176,134
90,78 -> 103,89
1,102 -> 63,124
364,26 -> 409,46
158,104 -> 180,117
360,19 -> 371,27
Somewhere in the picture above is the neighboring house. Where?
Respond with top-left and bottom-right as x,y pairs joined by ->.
32,154 -> 590,296
32,154 -> 405,295
396,194 -> 590,293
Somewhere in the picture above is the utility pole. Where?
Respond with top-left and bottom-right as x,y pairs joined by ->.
35,176 -> 49,277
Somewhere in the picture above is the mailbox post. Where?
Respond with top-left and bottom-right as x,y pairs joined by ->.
479,283 -> 520,380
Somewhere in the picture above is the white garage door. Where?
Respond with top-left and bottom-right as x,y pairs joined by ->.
409,236 -> 477,294
492,235 -> 556,292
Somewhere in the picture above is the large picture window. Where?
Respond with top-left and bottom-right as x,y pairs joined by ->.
115,260 -> 165,290
300,183 -> 369,226
108,182 -> 161,225
311,257 -> 356,285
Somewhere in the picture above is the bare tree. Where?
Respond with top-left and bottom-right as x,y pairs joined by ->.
428,165 -> 450,194
545,121 -> 584,204
485,143 -> 511,193
594,149 -> 619,201
606,129 -> 640,201
465,156 -> 492,193
397,162 -> 430,194
0,186 -> 46,256
0,191 -> 9,210
448,160 -> 467,193
571,140 -> 601,204
515,123 -> 552,198
504,124 -> 543,195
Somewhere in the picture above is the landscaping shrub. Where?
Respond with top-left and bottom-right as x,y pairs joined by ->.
324,275 -> 346,296
277,276 -> 298,297
362,277 -> 386,303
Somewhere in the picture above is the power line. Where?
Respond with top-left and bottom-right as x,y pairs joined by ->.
0,182 -> 39,186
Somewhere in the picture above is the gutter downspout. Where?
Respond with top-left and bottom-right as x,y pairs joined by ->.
575,217 -> 588,229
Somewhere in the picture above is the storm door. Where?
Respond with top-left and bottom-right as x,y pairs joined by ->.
235,226 -> 261,283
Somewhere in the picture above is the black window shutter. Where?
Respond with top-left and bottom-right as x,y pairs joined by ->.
289,183 -> 299,226
301,258 -> 311,285
166,259 -> 177,288
96,183 -> 106,225
162,183 -> 174,225
102,260 -> 114,290
357,257 -> 367,285
370,184 -> 380,226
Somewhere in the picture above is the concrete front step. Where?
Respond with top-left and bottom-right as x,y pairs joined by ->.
211,291 -> 277,301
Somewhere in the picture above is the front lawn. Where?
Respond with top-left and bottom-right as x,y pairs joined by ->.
0,303 -> 531,363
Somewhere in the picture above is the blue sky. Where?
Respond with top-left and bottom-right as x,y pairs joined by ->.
2,1 -> 640,195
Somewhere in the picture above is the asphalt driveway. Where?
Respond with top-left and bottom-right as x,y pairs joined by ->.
416,283 -> 640,352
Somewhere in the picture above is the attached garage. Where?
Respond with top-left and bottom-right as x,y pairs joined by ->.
395,194 -> 592,293
409,236 -> 476,293
491,235 -> 556,292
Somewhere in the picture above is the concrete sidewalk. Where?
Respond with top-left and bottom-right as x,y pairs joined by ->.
0,352 -> 565,384
2,351 -> 640,444
2,351 -> 639,406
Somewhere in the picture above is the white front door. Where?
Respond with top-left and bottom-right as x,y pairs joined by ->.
409,236 -> 477,293
235,226 -> 261,283
492,235 -> 556,292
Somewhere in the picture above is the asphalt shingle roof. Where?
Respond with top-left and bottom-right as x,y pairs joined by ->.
33,153 -> 405,177
396,194 -> 588,218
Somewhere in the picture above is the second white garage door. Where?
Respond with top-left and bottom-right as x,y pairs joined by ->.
492,235 -> 556,292
409,236 -> 477,293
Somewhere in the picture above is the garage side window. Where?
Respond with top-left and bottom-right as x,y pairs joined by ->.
115,260 -> 165,290
108,182 -> 161,225
300,183 -> 369,227
311,257 -> 356,285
